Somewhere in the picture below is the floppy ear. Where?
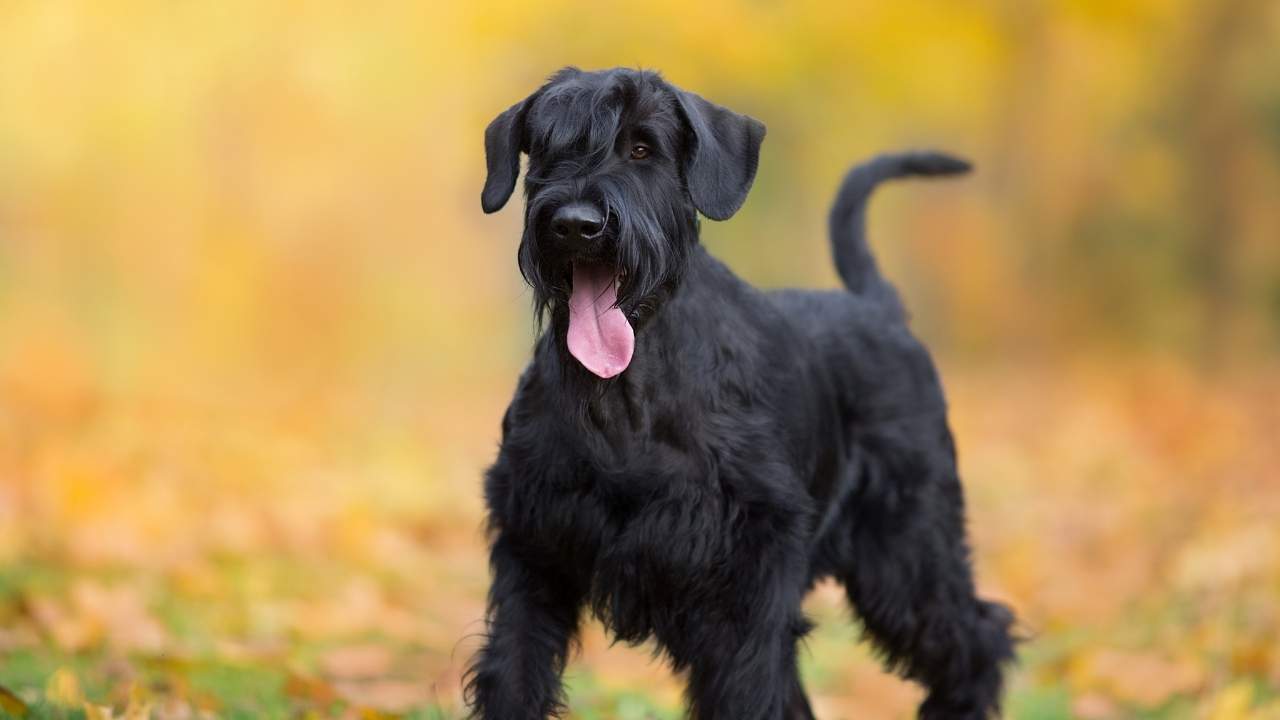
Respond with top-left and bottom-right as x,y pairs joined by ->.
481,96 -> 534,214
674,89 -> 766,221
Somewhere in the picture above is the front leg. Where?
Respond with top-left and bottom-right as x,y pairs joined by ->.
679,504 -> 814,720
465,534 -> 584,720
684,613 -> 810,720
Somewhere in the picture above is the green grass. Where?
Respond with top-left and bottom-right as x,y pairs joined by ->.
4,559 -> 1279,719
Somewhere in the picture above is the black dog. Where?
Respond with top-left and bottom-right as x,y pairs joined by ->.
465,67 -> 1015,720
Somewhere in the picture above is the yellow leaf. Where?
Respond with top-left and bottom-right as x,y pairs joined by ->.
83,703 -> 115,720
0,685 -> 30,718
122,682 -> 152,720
1208,681 -> 1257,720
44,667 -> 83,708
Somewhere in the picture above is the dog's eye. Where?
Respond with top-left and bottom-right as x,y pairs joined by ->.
629,144 -> 650,160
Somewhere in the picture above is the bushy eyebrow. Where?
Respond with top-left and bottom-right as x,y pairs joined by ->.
623,121 -> 677,157
527,77 -> 682,165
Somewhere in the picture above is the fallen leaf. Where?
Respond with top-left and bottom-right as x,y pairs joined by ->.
333,680 -> 431,713
1073,693 -> 1119,719
71,580 -> 168,654
1206,681 -> 1256,720
83,703 -> 115,720
320,645 -> 396,679
1068,648 -> 1204,707
285,672 -> 338,706
122,681 -> 153,720
0,685 -> 30,718
45,667 -> 83,708
123,699 -> 153,720
26,595 -> 99,651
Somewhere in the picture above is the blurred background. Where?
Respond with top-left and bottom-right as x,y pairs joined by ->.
1,0 -> 1279,718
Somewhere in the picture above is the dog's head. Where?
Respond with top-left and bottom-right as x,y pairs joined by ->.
481,67 -> 765,378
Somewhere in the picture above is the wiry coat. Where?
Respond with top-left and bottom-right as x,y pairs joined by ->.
466,67 -> 1015,720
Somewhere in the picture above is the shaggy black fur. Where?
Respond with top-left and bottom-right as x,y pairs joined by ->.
465,67 -> 1016,720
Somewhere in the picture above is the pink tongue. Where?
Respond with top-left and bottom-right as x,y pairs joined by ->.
567,263 -> 634,378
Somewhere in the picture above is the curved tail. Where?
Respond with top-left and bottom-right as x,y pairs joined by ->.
829,151 -> 971,315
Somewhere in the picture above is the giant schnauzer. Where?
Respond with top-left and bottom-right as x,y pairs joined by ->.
465,67 -> 1016,720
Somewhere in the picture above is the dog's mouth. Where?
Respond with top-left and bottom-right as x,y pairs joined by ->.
567,261 -> 634,378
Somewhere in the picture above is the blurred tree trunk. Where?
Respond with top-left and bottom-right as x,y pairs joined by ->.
988,0 -> 1052,353
1178,0 -> 1265,369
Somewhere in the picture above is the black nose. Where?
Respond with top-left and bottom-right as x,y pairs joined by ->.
550,203 -> 604,241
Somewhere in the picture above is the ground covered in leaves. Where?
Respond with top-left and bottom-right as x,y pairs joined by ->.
5,0 -> 1280,716
1,357 -> 1278,719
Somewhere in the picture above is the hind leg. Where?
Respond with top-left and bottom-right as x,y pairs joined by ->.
838,415 -> 1015,719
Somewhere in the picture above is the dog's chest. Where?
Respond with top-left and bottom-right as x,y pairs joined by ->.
578,478 -> 731,643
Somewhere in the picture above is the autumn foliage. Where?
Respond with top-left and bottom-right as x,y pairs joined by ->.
1,1 -> 1279,718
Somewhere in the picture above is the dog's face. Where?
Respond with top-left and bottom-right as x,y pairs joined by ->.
481,67 -> 765,378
